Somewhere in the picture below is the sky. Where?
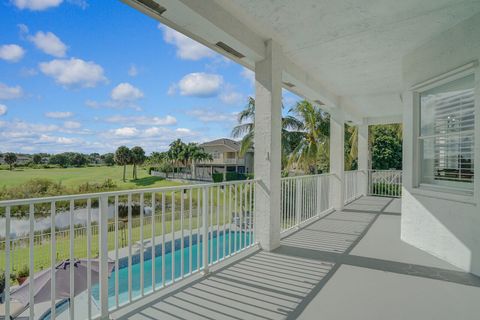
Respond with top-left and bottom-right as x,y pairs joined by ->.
0,0 -> 301,155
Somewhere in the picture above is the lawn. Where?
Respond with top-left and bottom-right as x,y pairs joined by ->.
0,165 -> 184,190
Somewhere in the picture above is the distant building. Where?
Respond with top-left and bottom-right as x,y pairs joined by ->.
194,138 -> 254,180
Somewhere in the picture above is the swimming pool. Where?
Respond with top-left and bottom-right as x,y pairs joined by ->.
95,229 -> 252,308
39,229 -> 252,319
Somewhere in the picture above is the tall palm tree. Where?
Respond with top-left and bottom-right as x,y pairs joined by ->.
287,100 -> 330,174
130,146 -> 146,180
114,146 -> 131,182
231,97 -> 304,167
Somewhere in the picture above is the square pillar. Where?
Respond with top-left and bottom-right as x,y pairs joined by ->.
358,123 -> 369,195
254,39 -> 282,251
329,114 -> 345,210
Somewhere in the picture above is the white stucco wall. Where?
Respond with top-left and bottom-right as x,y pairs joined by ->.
401,13 -> 480,275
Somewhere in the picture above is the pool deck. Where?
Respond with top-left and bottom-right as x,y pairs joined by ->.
111,196 -> 480,320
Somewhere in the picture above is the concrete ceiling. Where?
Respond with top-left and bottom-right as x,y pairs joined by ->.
213,0 -> 480,118
126,0 -> 480,121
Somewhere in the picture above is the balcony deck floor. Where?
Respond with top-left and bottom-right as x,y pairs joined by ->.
112,196 -> 480,320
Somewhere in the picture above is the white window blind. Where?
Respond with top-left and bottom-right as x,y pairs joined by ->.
419,74 -> 475,190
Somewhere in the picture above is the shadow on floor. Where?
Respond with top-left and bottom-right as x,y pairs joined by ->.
116,197 -> 480,320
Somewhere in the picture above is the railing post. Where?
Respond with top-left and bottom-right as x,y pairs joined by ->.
295,179 -> 302,227
99,195 -> 109,319
316,176 -> 322,217
202,187 -> 209,275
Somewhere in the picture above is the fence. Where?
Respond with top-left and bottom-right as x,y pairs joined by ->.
280,174 -> 333,233
0,179 -> 256,319
344,170 -> 364,204
368,170 -> 402,197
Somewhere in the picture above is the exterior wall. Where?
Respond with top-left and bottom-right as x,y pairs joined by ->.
401,13 -> 480,275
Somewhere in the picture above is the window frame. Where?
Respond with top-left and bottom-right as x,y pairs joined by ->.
411,62 -> 478,199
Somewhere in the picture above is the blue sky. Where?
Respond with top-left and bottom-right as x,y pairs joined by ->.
0,0 -> 300,154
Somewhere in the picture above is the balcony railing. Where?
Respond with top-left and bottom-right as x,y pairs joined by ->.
368,170 -> 403,197
344,170 -> 364,204
0,180 -> 256,319
280,174 -> 333,233
0,169 -> 403,319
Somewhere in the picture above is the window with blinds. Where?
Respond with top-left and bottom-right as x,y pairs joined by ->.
419,73 -> 475,191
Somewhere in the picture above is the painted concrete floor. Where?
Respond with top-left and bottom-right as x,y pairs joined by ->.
112,196 -> 480,320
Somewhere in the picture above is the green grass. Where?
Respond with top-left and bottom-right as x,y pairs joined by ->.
0,165 -> 182,190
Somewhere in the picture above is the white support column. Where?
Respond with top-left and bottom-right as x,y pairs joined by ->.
329,114 -> 345,210
254,39 -> 282,251
358,123 -> 369,196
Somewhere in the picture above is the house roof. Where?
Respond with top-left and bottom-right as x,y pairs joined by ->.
200,138 -> 241,152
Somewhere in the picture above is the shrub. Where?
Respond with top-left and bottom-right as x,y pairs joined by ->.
212,173 -> 224,183
17,265 -> 29,278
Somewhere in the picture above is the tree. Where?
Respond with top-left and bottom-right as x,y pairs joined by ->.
32,154 -> 42,165
101,153 -> 115,166
114,146 -> 132,182
130,146 -> 146,180
167,139 -> 187,172
49,153 -> 69,167
231,96 -> 303,166
286,101 -> 330,173
4,153 -> 17,170
71,153 -> 88,167
371,125 -> 403,170
89,153 -> 100,164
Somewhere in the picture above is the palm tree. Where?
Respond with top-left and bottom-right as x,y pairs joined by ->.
114,146 -> 131,182
231,97 -> 303,167
167,139 -> 186,172
287,100 -> 330,174
130,146 -> 146,180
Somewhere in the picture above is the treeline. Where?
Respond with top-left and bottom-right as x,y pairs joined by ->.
0,152 -> 116,170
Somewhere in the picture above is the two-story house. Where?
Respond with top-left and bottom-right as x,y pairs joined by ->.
194,138 -> 253,180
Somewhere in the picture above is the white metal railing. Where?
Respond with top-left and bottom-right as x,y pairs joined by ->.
344,170 -> 364,204
368,170 -> 402,197
280,174 -> 333,233
151,171 -> 212,181
0,179 -> 256,319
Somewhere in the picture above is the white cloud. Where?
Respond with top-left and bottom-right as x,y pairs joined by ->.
241,67 -> 254,86
167,84 -> 176,96
45,111 -> 73,118
178,73 -> 223,97
161,25 -> 215,61
39,134 -> 78,144
220,90 -> 243,105
128,65 -> 138,77
0,83 -> 23,99
112,127 -> 139,137
29,31 -> 67,57
0,104 -> 7,116
186,108 -> 237,123
20,67 -> 38,77
39,58 -> 107,88
67,0 -> 87,9
111,83 -> 143,101
17,24 -> 29,34
176,128 -> 192,134
0,44 -> 25,62
106,115 -> 177,126
12,0 -> 63,10
64,120 -> 81,129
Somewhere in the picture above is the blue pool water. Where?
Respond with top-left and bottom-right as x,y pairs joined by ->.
94,229 -> 252,308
